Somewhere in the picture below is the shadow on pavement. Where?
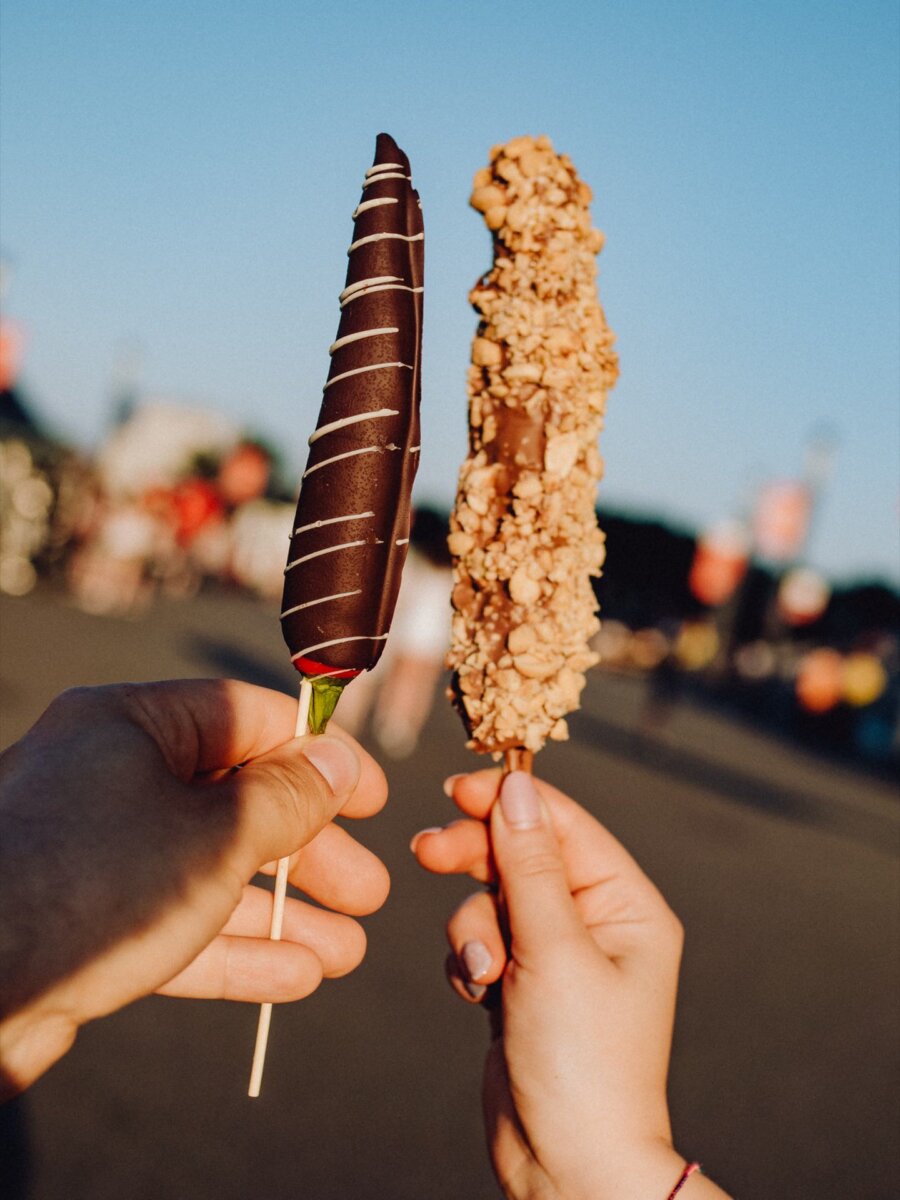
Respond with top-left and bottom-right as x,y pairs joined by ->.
185,635 -> 298,696
569,709 -> 898,853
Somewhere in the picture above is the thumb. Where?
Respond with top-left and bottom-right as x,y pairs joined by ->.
223,734 -> 361,867
490,771 -> 585,964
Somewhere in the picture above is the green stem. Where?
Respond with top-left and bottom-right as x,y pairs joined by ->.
305,675 -> 350,734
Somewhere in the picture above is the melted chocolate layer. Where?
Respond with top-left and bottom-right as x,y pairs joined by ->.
281,134 -> 423,674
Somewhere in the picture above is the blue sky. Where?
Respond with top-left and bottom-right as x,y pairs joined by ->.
1,0 -> 898,583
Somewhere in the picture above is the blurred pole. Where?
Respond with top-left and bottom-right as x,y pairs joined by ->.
801,423 -> 839,553
762,424 -> 839,643
109,338 -> 143,428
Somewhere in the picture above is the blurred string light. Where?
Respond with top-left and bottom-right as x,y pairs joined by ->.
795,647 -> 844,714
629,628 -> 670,671
675,621 -> 720,671
733,640 -> 777,682
842,653 -> 888,708
795,646 -> 889,713
0,439 -> 54,596
592,619 -> 632,669
777,566 -> 831,626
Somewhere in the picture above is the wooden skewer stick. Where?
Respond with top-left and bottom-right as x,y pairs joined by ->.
485,746 -> 535,1038
503,747 -> 534,775
248,676 -> 314,1098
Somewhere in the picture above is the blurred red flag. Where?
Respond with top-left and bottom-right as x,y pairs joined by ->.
753,481 -> 812,563
0,319 -> 26,390
688,519 -> 750,607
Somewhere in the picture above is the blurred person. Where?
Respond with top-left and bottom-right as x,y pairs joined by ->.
638,620 -> 684,738
95,401 -> 239,500
413,770 -> 733,1200
217,440 -> 274,509
66,496 -> 164,616
229,498 -> 295,598
0,680 -> 389,1097
339,507 -> 452,757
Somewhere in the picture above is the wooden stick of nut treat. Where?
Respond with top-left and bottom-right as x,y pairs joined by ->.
248,132 -> 424,1097
448,134 -> 618,769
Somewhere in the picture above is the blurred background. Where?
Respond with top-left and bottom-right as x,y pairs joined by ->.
1,1 -> 898,1197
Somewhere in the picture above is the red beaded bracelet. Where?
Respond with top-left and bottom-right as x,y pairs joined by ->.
667,1161 -> 702,1198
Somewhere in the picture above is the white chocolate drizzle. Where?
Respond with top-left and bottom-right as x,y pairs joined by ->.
285,539 -> 368,573
352,197 -> 398,218
291,633 -> 389,663
362,172 -> 409,188
348,231 -> 425,254
323,361 -> 412,390
329,326 -> 398,354
340,283 -> 423,308
301,443 -> 397,479
309,408 -> 399,444
293,511 -> 375,536
339,275 -> 400,302
280,140 -> 422,679
280,589 -> 362,618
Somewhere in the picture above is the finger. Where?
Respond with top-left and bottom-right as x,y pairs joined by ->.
448,769 -> 670,921
316,725 -> 388,818
490,771 -> 587,966
446,891 -> 507,989
444,952 -> 486,1005
117,680 -> 388,817
119,679 -> 303,778
220,734 -> 361,868
443,768 -> 502,820
286,822 -> 391,916
157,936 -> 324,1002
220,885 -> 367,977
410,820 -> 494,884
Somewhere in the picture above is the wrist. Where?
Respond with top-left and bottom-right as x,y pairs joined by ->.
583,1144 -> 730,1200
552,1137 -> 685,1200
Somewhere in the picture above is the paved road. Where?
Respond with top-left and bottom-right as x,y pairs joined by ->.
1,586 -> 898,1199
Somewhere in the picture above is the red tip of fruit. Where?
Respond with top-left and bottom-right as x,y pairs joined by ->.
293,656 -> 361,681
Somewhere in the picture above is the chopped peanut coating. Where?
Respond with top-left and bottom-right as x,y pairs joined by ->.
448,134 -> 618,755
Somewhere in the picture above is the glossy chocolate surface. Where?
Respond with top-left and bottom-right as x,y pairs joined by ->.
281,134 -> 423,674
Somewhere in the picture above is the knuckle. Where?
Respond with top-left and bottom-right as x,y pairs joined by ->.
654,903 -> 685,960
447,891 -> 495,940
45,685 -> 99,722
252,756 -> 326,839
510,849 -> 565,882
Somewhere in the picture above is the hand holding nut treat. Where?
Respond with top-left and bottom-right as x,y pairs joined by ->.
447,134 -> 618,757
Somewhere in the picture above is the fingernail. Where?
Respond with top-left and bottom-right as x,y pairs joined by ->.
499,771 -> 541,829
409,826 -> 443,853
303,737 -> 359,794
442,773 -> 465,798
461,939 -> 492,982
464,981 -> 486,1000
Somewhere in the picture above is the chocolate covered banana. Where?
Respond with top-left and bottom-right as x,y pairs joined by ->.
280,133 -> 423,727
447,135 -> 617,756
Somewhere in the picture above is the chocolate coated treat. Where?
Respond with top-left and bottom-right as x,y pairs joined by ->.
447,135 -> 617,756
281,133 -> 423,678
